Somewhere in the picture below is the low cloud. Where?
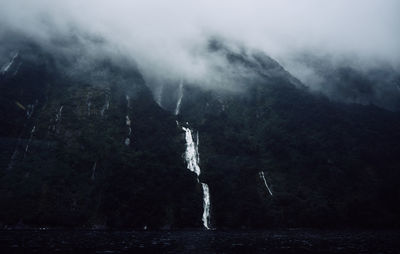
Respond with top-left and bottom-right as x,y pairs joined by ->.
1,0 -> 399,99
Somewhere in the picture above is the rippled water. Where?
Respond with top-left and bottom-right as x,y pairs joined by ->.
0,229 -> 399,253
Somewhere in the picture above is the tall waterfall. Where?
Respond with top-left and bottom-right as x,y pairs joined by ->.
259,171 -> 273,196
182,126 -> 211,229
175,80 -> 184,115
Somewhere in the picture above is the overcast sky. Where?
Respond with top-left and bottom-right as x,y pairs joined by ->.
1,0 -> 399,82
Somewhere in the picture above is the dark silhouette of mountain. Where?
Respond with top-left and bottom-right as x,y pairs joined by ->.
0,36 -> 399,229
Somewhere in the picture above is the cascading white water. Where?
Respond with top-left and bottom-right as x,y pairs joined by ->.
182,127 -> 200,176
182,126 -> 211,229
259,171 -> 273,196
175,80 -> 184,115
201,183 -> 211,229
1,52 -> 18,75
125,95 -> 132,146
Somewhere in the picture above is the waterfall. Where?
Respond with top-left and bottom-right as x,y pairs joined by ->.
24,125 -> 36,155
182,126 -> 211,229
175,80 -> 183,115
1,52 -> 19,75
182,127 -> 200,176
201,183 -> 211,229
259,171 -> 273,196
125,95 -> 131,146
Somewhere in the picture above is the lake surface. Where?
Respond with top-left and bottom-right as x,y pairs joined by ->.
0,229 -> 399,253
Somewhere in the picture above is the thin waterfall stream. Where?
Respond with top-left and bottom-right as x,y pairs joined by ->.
259,171 -> 273,196
175,80 -> 211,229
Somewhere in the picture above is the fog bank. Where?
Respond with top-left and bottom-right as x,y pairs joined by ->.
1,0 -> 399,94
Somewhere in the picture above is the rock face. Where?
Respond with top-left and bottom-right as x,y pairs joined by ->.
0,38 -> 399,229
0,40 -> 202,228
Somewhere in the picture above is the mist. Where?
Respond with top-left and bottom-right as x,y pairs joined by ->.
1,0 -> 399,100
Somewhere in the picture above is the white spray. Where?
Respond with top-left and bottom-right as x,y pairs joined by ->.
182,126 -> 211,229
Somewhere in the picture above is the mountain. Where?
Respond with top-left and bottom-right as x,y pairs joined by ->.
286,53 -> 400,111
0,36 -> 399,229
0,38 -> 202,229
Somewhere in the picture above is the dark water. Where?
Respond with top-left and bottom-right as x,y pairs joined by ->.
0,229 -> 399,254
